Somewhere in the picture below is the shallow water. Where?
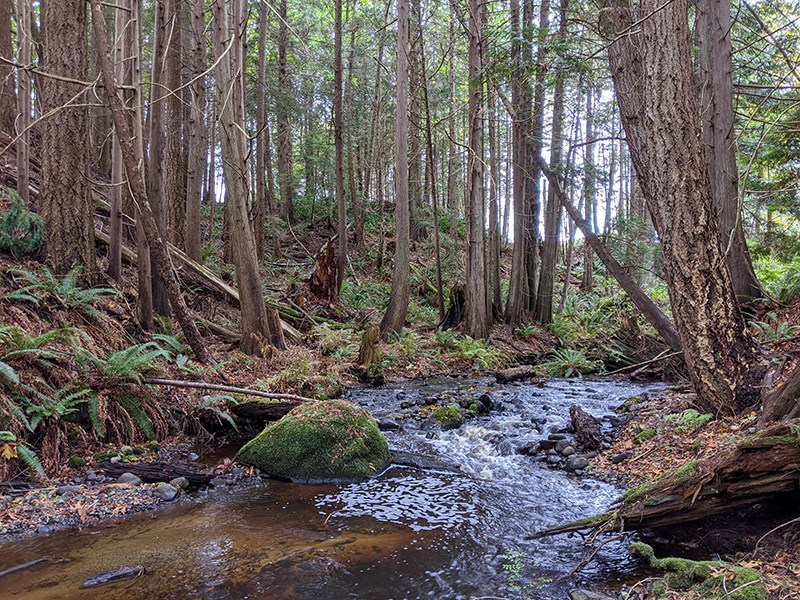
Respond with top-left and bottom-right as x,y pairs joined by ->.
0,377 -> 663,599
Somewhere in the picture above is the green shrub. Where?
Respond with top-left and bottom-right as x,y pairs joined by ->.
0,190 -> 44,258
536,348 -> 604,378
453,336 -> 509,370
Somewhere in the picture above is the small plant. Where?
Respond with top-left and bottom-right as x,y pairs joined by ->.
75,341 -> 170,385
635,427 -> 657,443
198,394 -> 239,430
453,335 -> 509,370
0,189 -> 44,258
749,314 -> 798,342
665,408 -> 713,432
537,348 -> 604,378
0,430 -> 45,477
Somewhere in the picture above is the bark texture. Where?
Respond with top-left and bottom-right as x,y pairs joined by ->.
602,0 -> 759,414
40,0 -> 95,277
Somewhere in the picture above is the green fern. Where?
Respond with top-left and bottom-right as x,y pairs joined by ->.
0,189 -> 44,258
537,348 -> 605,378
86,396 -> 105,437
6,266 -> 118,318
76,341 -> 169,384
0,360 -> 18,385
199,394 -> 239,431
118,395 -> 155,440
15,443 -> 45,477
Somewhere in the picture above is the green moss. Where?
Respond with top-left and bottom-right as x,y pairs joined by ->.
635,427 -> 657,443
432,404 -> 464,430
745,435 -> 800,447
622,395 -> 643,411
67,456 -> 86,468
93,449 -> 118,462
630,543 -> 768,599
146,440 -> 161,451
235,400 -> 390,483
624,460 -> 698,503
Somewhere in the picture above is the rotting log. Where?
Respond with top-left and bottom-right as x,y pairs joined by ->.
527,421 -> 800,540
96,460 -> 213,487
230,401 -> 299,426
495,365 -> 538,384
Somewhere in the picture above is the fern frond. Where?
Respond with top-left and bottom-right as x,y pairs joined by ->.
16,444 -> 46,477
0,360 -> 18,385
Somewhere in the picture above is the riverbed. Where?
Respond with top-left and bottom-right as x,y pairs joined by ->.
0,376 -> 663,599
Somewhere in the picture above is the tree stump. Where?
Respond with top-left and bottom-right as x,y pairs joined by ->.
355,325 -> 384,384
439,285 -> 465,330
569,405 -> 602,451
309,240 -> 337,302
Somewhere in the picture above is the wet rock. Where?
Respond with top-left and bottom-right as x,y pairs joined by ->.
547,455 -> 562,465
424,396 -> 438,406
187,452 -> 199,462
516,443 -> 539,456
56,485 -> 81,495
538,439 -> 557,451
555,439 -> 572,454
118,473 -> 142,486
377,418 -> 402,431
478,394 -> 492,411
531,417 -> 547,427
565,456 -> 589,472
86,470 -> 97,481
548,433 -> 567,441
210,476 -> 227,487
584,451 -> 598,459
561,446 -> 576,457
170,477 -> 190,490
400,401 -> 413,410
569,589 -> 614,600
153,483 -> 178,501
36,525 -> 50,534
611,452 -> 631,464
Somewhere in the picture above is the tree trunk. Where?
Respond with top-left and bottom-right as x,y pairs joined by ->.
464,0 -> 489,339
276,0 -> 294,224
90,0 -> 210,363
534,0 -> 569,324
447,9 -> 459,249
40,0 -> 95,278
165,0 -> 185,250
0,0 -> 14,136
210,0 -> 275,356
380,0 -> 411,338
334,0 -> 347,296
602,0 -> 760,415
581,81 -> 595,292
184,0 -> 207,262
15,0 -> 30,204
697,0 -> 763,302
147,0 -> 170,316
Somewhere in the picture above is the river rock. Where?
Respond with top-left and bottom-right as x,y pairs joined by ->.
561,446 -> 576,457
118,472 -> 142,486
611,452 -> 631,464
538,439 -> 557,451
478,394 -> 492,411
377,418 -> 402,431
170,477 -> 190,490
547,433 -> 567,441
153,483 -> 178,501
565,456 -> 589,472
235,400 -> 390,483
555,439 -> 572,454
56,485 -> 81,495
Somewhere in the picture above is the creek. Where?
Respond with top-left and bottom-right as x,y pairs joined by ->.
0,376 -> 664,599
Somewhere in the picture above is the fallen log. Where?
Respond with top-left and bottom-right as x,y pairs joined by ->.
141,377 -> 316,403
495,365 -> 538,384
527,421 -> 800,539
230,400 -> 302,425
96,460 -> 213,487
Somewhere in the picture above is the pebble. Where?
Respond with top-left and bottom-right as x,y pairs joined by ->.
118,473 -> 142,486
187,453 -> 199,462
565,456 -> 590,472
547,455 -> 562,465
555,439 -> 572,454
611,452 -> 630,464
561,446 -> 576,457
36,525 -> 50,534
56,485 -> 81,496
109,456 -> 120,464
210,476 -> 227,487
153,483 -> 178,501
86,471 -> 97,481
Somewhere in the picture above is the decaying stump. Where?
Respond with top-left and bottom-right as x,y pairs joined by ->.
527,421 -> 800,540
439,285 -> 465,330
97,460 -> 213,487
495,365 -> 538,384
309,240 -> 337,302
355,325 -> 384,384
569,405 -> 602,451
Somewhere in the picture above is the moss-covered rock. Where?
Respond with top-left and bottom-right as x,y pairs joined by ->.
432,404 -> 464,430
235,400 -> 390,483
630,543 -> 768,600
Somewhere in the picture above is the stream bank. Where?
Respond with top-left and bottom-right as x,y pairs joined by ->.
1,376 -> 665,599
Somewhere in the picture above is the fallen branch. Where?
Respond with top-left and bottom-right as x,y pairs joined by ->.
141,377 -> 317,403
607,350 -> 684,376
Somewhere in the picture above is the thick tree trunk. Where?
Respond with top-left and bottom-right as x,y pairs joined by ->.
210,0 -> 275,356
602,0 -> 760,415
697,0 -> 763,302
380,0 -> 411,337
165,0 -> 185,250
184,0 -> 207,262
464,0 -> 489,339
334,0 -> 347,296
40,0 -> 95,278
91,0 -> 210,362
254,0 -> 275,260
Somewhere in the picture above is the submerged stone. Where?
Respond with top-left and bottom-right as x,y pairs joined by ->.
235,400 -> 390,483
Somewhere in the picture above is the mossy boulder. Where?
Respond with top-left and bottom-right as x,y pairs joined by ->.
432,404 -> 464,430
235,400 -> 390,483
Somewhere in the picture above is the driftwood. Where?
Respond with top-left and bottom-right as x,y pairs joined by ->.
569,405 -> 602,451
0,558 -> 47,579
527,421 -> 800,540
97,460 -> 213,487
495,365 -> 538,384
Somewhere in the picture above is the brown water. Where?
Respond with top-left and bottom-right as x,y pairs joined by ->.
1,377 -> 664,599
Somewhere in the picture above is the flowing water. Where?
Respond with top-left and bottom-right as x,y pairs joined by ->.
0,377 -> 664,599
